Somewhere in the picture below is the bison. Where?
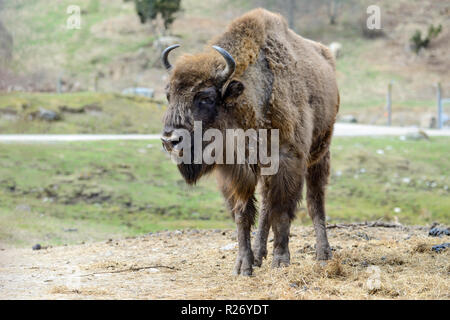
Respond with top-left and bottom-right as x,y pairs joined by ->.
161,8 -> 339,276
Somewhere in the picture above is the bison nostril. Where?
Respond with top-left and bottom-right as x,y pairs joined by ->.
161,134 -> 183,152
161,138 -> 172,152
171,135 -> 183,147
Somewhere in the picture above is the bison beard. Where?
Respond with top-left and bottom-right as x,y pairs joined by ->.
177,158 -> 214,186
161,8 -> 340,276
177,163 -> 205,185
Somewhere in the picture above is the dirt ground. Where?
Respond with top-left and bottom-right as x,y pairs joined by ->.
0,224 -> 448,300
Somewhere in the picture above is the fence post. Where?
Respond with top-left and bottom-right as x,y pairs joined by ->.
94,74 -> 99,92
437,82 -> 442,129
386,81 -> 392,126
57,75 -> 62,94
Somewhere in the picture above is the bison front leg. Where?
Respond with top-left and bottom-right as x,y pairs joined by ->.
306,150 -> 332,260
232,196 -> 257,276
217,167 -> 258,276
253,204 -> 270,267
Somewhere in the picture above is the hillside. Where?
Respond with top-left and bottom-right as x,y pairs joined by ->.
0,0 -> 449,127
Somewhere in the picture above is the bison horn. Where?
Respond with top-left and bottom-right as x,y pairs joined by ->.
162,44 -> 181,71
212,46 -> 236,82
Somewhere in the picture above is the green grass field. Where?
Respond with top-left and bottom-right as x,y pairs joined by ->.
1,136 -> 448,248
2,0 -> 153,76
0,92 -> 166,134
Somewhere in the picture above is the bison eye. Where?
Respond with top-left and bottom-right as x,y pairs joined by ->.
166,92 -> 170,102
194,89 -> 217,109
199,97 -> 214,107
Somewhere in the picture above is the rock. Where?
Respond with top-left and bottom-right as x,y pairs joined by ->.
36,108 -> 61,121
429,227 -> 450,237
339,114 -> 358,123
220,243 -> 237,251
32,244 -> 41,251
431,243 -> 449,253
405,130 -> 429,141
328,42 -> 342,59
356,232 -> 370,241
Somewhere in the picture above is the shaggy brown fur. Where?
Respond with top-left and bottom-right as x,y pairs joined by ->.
162,8 -> 339,276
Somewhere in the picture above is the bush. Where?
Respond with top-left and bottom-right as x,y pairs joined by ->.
410,24 -> 442,54
133,0 -> 181,30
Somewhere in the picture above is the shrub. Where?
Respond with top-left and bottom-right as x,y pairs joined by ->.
410,24 -> 442,54
133,0 -> 181,30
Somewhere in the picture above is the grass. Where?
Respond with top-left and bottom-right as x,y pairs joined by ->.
0,136 -> 448,248
326,137 -> 450,224
0,92 -> 166,133
2,0 -> 153,76
0,90 -> 440,135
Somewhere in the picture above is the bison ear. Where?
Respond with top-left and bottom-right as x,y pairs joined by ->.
222,80 -> 244,100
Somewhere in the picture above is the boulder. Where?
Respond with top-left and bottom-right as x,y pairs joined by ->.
328,42 -> 342,59
339,114 -> 358,123
34,108 -> 61,121
404,129 -> 429,141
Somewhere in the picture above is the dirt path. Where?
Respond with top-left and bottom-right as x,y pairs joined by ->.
0,225 -> 448,300
0,124 -> 449,142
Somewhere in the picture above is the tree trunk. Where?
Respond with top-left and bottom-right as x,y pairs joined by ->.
328,0 -> 337,25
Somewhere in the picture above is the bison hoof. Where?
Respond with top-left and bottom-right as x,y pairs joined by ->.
233,251 -> 254,276
271,252 -> 290,268
316,245 -> 333,261
253,248 -> 267,267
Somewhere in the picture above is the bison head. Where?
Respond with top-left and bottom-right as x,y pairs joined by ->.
161,45 -> 245,185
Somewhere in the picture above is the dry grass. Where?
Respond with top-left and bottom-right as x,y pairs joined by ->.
0,225 -> 448,300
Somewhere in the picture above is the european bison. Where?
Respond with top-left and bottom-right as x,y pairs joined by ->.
161,8 -> 339,276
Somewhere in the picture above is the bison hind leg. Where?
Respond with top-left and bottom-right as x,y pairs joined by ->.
260,156 -> 305,268
253,205 -> 270,267
306,150 -> 332,260
232,196 -> 257,276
